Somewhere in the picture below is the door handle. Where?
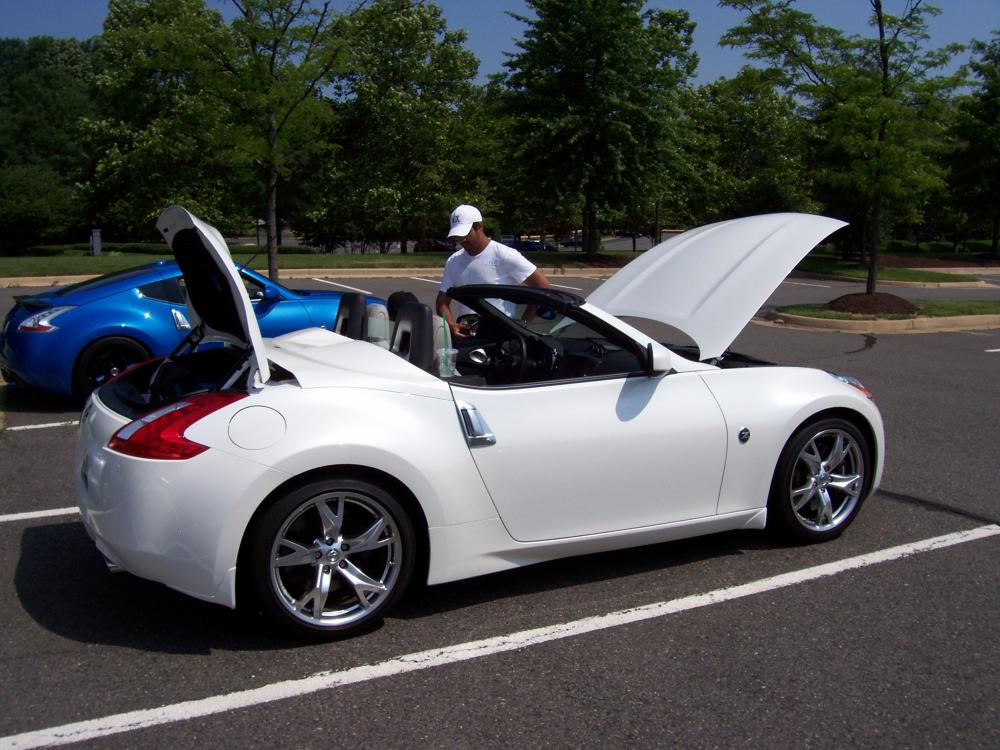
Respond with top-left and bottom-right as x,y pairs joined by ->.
457,402 -> 496,447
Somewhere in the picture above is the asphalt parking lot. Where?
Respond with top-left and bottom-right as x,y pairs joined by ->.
1,273 -> 999,748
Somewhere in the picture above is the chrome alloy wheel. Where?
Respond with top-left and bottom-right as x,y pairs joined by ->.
269,490 -> 403,628
788,427 -> 865,533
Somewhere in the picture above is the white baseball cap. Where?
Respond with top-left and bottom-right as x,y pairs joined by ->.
448,204 -> 483,238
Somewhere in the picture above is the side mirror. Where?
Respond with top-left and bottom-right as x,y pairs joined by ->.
260,285 -> 280,303
645,343 -> 673,376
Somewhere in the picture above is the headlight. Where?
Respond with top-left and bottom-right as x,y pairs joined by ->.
831,373 -> 873,399
18,306 -> 76,333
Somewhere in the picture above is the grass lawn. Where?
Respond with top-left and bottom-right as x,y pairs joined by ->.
777,300 -> 1000,320
796,256 -> 980,283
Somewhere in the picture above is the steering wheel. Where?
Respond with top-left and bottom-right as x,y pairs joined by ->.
494,336 -> 527,383
539,336 -> 563,374
456,313 -> 480,339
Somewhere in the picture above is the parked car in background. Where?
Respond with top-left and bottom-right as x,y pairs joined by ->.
1,259 -> 380,397
508,239 -> 558,253
561,236 -> 584,247
412,238 -> 455,253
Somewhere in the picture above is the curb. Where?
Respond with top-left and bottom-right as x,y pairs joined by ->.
766,311 -> 1000,333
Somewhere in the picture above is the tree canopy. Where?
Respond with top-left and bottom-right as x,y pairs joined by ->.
1,0 -> 996,293
721,0 -> 964,292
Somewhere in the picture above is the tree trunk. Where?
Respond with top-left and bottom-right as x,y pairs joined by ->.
400,236 -> 408,255
583,195 -> 597,255
992,211 -> 999,259
266,115 -> 280,282
866,191 -> 881,295
266,163 -> 279,281
654,201 -> 662,250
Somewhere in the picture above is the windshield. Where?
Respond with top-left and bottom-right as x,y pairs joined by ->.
450,291 -> 646,387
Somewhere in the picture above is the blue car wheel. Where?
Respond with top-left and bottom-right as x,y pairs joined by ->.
73,336 -> 152,396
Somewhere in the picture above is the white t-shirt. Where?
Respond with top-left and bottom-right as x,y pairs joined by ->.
439,240 -> 537,317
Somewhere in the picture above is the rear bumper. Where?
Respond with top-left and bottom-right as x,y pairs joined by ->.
75,395 -> 290,608
1,324 -> 75,394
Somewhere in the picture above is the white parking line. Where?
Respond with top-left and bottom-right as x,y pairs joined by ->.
0,507 -> 79,524
409,276 -> 441,284
310,278 -> 373,295
986,348 -> 1000,353
3,523 -> 997,749
782,280 -> 832,288
550,283 -> 584,291
5,420 -> 79,432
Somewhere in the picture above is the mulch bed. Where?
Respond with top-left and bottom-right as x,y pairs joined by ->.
826,292 -> 919,316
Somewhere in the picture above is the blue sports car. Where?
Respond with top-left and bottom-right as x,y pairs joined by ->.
1,260 -> 379,396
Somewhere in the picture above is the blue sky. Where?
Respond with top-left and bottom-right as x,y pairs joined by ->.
2,0 -> 996,83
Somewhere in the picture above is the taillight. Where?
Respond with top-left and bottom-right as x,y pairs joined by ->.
108,391 -> 248,460
18,306 -> 75,333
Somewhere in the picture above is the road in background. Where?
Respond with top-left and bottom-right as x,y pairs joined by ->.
1,274 -> 998,747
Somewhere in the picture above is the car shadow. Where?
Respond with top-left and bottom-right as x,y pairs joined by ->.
15,523 -> 290,654
15,522 -> 785,654
1,382 -> 82,417
392,530 -> 781,622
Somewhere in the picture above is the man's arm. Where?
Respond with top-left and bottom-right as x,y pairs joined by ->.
524,268 -> 550,289
435,290 -> 470,338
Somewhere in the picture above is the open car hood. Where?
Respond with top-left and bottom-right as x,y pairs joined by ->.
156,205 -> 270,385
587,213 -> 847,360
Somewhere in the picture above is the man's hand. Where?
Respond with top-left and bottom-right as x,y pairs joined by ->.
449,321 -> 472,339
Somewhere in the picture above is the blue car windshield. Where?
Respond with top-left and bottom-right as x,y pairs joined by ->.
53,267 -> 154,297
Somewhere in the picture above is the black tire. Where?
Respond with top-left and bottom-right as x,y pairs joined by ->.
767,417 -> 871,543
73,336 -> 151,396
246,477 -> 415,639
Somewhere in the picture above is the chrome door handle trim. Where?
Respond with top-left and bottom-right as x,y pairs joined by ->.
457,402 -> 496,447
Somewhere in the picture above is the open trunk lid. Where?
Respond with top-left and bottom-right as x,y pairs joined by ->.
156,205 -> 270,386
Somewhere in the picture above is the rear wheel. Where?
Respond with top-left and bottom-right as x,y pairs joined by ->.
73,336 -> 151,396
768,417 -> 870,542
247,477 -> 415,639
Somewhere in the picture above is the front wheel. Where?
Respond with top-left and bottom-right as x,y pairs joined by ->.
246,477 -> 415,639
768,417 -> 870,543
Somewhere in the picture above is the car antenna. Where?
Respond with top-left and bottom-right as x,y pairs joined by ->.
237,251 -> 260,272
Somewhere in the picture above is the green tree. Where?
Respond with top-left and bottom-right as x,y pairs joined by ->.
302,0 -> 478,252
197,0 -> 353,278
502,0 -> 696,253
89,0 -> 355,274
0,37 -> 98,248
721,0 -> 962,294
84,0 -> 246,239
0,166 -> 79,253
687,68 -> 815,221
949,33 -> 1000,257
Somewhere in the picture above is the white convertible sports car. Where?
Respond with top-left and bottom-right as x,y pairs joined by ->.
76,206 -> 884,639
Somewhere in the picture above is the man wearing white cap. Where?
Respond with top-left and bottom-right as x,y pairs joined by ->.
435,204 -> 550,339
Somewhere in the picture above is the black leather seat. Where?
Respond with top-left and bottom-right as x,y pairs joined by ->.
333,292 -> 368,340
390,302 -> 435,372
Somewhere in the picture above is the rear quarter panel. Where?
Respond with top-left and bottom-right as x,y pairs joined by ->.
181,382 -> 499,580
